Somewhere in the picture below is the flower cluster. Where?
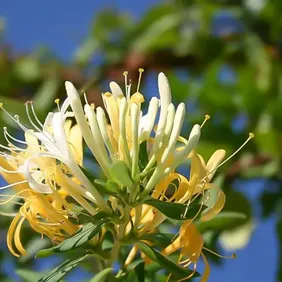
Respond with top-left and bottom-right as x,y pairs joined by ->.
0,70 -> 253,281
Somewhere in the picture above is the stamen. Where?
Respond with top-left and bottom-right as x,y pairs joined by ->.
54,98 -> 60,111
203,247 -> 236,259
0,180 -> 28,190
83,93 -> 88,105
0,144 -> 24,152
30,101 -> 44,128
126,83 -> 132,101
136,68 -> 144,93
197,133 -> 255,186
4,129 -> 48,154
123,71 -> 128,89
0,165 -> 20,174
215,133 -> 255,171
25,102 -> 42,132
4,127 -> 27,145
0,152 -> 22,162
0,105 -> 28,132
0,212 -> 18,217
0,190 -> 28,205
201,114 -> 210,128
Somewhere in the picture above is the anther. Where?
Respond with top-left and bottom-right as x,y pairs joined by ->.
137,68 -> 144,93
201,114 -> 210,128
123,71 -> 129,93
54,98 -> 60,111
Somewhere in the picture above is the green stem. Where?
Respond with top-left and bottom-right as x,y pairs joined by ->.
109,206 -> 131,265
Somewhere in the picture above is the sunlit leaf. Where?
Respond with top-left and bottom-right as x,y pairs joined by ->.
110,161 -> 133,187
37,223 -> 103,257
38,254 -> 89,282
144,198 -> 204,220
196,211 -> 247,233
137,242 -> 199,279
90,268 -> 113,282
16,269 -> 45,282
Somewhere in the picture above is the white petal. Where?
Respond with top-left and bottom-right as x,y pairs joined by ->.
160,103 -> 186,163
149,72 -> 172,157
43,112 -> 53,132
167,124 -> 201,173
23,156 -> 52,194
109,81 -> 124,98
52,112 -> 69,156
65,81 -> 80,101
158,72 -> 171,107
139,97 -> 159,142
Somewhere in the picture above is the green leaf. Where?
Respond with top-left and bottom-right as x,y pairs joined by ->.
90,268 -> 113,282
110,161 -> 133,187
38,254 -> 89,282
33,78 -> 59,112
79,166 -> 97,182
15,56 -> 41,82
137,242 -> 199,279
105,180 -> 122,195
144,198 -> 204,220
138,141 -> 149,171
139,233 -> 174,248
19,237 -> 50,263
127,260 -> 145,282
16,269 -> 44,282
196,211 -> 247,233
37,223 -> 102,257
74,37 -> 99,65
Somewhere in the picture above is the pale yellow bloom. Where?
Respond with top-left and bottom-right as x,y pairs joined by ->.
0,122 -> 82,256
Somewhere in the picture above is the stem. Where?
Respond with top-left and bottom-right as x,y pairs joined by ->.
110,239 -> 121,263
109,206 -> 131,265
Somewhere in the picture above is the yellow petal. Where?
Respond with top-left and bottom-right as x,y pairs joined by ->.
206,149 -> 226,181
190,152 -> 206,183
7,213 -> 21,257
125,245 -> 139,267
68,124 -> 83,165
180,221 -> 203,263
163,236 -> 181,256
0,156 -> 30,194
201,253 -> 211,282
201,184 -> 226,221
173,174 -> 191,202
14,216 -> 27,256
103,93 -> 120,141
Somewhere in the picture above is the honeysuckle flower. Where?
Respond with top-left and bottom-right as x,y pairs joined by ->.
0,69 -> 254,282
151,148 -> 227,221
124,138 -> 254,280
0,124 -> 81,256
163,220 -> 209,282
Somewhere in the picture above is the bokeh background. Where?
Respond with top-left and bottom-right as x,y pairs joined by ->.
0,0 -> 281,281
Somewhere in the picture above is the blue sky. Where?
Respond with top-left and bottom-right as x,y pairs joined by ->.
0,1 -> 278,281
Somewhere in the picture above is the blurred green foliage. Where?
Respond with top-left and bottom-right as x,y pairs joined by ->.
1,0 -> 282,281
